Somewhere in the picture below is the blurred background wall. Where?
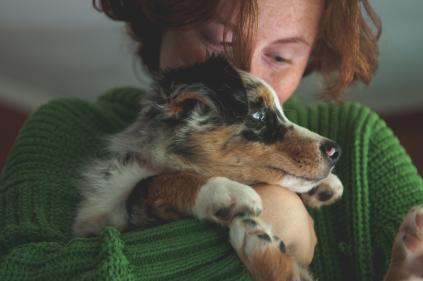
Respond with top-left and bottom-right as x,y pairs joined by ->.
1,0 -> 422,172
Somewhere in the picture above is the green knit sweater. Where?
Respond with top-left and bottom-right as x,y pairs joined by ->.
1,87 -> 422,281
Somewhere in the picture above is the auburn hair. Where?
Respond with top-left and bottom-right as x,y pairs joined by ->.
93,0 -> 381,99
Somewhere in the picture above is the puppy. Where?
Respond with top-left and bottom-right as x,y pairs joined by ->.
73,56 -> 344,280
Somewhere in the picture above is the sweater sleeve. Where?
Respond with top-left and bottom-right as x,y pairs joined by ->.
0,88 -> 250,281
366,108 -> 423,279
337,103 -> 423,281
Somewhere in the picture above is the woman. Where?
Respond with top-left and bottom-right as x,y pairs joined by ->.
0,0 -> 422,280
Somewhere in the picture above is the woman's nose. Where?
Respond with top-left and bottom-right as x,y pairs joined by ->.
249,52 -> 264,78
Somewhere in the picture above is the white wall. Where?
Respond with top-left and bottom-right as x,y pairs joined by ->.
0,0 -> 140,110
0,0 -> 422,113
297,0 -> 423,113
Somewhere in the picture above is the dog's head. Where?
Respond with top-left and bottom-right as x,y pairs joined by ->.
143,56 -> 341,192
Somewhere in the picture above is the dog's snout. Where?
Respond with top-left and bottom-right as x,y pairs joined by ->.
320,141 -> 341,165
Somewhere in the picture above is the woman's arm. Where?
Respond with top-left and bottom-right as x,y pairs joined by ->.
254,184 -> 317,265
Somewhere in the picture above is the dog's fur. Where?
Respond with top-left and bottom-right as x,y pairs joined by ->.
72,56 -> 421,281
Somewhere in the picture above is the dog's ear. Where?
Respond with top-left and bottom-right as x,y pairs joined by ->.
157,55 -> 249,122
165,88 -> 215,118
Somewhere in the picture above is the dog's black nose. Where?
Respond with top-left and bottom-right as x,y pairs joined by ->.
320,141 -> 341,165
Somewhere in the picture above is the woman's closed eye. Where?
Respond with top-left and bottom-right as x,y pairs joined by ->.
264,52 -> 292,66
197,21 -> 233,49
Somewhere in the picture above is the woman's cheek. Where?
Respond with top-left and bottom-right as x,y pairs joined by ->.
269,69 -> 303,102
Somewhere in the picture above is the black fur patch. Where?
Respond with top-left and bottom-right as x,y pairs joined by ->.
318,190 -> 334,202
279,240 -> 287,253
126,177 -> 153,213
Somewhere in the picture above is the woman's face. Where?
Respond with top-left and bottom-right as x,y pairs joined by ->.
159,0 -> 323,102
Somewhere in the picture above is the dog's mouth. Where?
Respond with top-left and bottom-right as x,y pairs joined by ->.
266,165 -> 326,183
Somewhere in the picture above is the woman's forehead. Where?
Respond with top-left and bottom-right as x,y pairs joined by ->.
216,0 -> 323,46
256,0 -> 323,45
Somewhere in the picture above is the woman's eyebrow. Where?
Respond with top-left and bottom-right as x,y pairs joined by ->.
211,17 -> 310,47
273,37 -> 310,47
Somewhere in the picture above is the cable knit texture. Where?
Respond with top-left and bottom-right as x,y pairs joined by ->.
1,87 -> 422,281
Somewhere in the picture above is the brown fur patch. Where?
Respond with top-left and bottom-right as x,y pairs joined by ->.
274,130 -> 323,178
146,172 -> 208,220
185,126 -> 285,184
247,244 -> 294,281
183,125 -> 325,185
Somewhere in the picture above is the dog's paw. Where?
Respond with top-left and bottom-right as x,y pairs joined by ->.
386,206 -> 423,281
300,173 -> 343,208
229,216 -> 313,281
192,177 -> 262,225
229,216 -> 288,261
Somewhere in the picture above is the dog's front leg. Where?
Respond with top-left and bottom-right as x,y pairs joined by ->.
127,172 -> 263,227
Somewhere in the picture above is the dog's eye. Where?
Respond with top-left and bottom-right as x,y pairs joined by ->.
251,110 -> 267,122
